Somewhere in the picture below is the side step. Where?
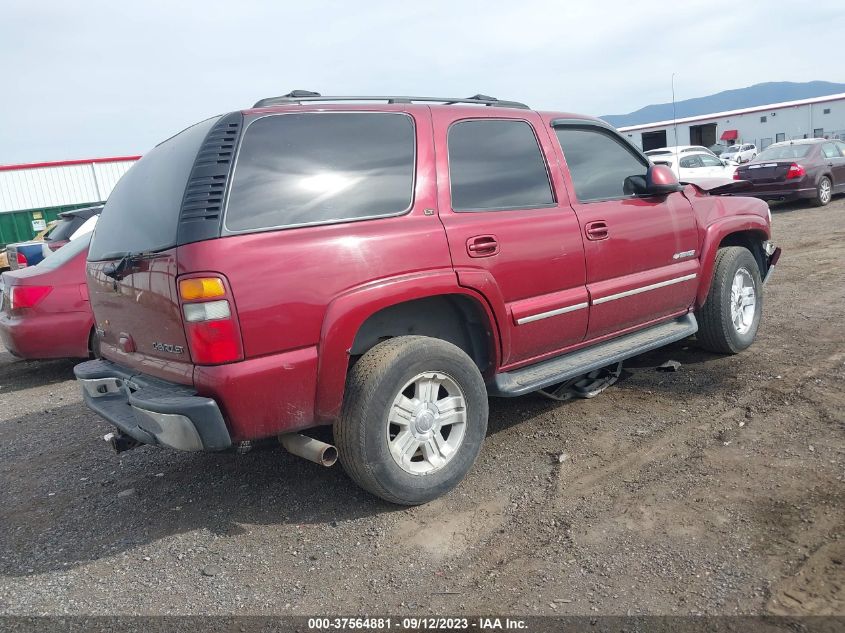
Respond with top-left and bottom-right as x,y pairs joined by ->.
490,313 -> 698,397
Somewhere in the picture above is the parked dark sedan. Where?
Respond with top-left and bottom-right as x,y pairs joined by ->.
734,139 -> 845,206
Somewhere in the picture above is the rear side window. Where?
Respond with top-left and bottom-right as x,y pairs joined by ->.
89,116 -> 220,260
225,113 -> 415,232
555,127 -> 648,202
448,120 -> 553,211
821,143 -> 840,159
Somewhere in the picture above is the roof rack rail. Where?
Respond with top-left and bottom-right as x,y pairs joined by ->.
252,91 -> 530,109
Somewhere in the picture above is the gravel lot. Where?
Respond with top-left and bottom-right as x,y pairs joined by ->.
1,197 -> 843,617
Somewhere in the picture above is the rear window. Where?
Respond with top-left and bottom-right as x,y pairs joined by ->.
225,113 -> 415,232
88,116 -> 220,261
38,233 -> 91,271
48,216 -> 87,242
755,144 -> 813,161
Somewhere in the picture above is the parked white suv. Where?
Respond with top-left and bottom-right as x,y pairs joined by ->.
722,143 -> 757,164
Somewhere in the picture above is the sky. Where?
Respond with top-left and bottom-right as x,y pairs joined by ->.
2,0 -> 844,164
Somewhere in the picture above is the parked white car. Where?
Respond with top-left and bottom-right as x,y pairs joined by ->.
721,143 -> 757,164
648,150 -> 736,181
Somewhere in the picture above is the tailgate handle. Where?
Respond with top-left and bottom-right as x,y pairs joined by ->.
466,235 -> 499,257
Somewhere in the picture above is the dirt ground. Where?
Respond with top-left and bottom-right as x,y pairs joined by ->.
1,197 -> 843,617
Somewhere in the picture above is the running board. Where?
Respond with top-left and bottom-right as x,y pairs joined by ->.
490,313 -> 698,397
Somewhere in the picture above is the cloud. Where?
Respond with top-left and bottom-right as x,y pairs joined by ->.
1,0 -> 843,162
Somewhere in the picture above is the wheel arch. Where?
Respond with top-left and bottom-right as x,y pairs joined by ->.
314,271 -> 500,422
696,216 -> 770,309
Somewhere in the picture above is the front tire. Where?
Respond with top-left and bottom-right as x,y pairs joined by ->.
335,336 -> 488,505
812,176 -> 832,207
697,247 -> 763,354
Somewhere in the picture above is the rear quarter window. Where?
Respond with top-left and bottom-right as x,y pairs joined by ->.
88,116 -> 221,261
225,112 -> 416,232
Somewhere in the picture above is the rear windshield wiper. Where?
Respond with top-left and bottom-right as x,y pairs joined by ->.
101,250 -> 160,280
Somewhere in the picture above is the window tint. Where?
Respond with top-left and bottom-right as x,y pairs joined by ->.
226,113 -> 415,232
89,116 -> 220,260
679,156 -> 703,169
756,144 -> 813,160
555,127 -> 648,201
448,120 -> 553,211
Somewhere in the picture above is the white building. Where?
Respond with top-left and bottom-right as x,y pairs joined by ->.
616,93 -> 845,152
0,155 -> 139,246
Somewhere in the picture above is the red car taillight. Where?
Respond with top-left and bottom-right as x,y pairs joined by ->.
9,285 -> 52,310
16,252 -> 28,268
733,171 -> 742,180
786,164 -> 806,180
178,276 -> 243,365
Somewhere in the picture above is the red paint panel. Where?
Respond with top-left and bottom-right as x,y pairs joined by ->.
194,346 -> 318,440
0,249 -> 93,359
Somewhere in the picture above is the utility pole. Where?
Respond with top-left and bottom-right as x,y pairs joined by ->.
671,73 -> 679,146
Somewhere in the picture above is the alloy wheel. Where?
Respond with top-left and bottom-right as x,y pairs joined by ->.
386,371 -> 467,475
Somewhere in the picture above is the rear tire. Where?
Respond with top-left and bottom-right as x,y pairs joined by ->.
335,336 -> 488,505
812,176 -> 832,207
88,327 -> 102,359
696,247 -> 762,354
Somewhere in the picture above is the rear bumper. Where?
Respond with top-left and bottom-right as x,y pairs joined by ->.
743,184 -> 815,201
0,311 -> 92,359
74,358 -> 232,451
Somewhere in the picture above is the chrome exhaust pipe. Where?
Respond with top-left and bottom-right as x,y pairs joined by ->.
279,433 -> 338,467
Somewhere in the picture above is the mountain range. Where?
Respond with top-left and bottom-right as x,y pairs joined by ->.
601,81 -> 845,128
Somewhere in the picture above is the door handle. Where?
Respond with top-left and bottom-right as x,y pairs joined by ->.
585,221 -> 609,241
466,235 -> 499,257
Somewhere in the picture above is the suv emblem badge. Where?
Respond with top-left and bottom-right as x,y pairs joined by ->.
152,342 -> 185,355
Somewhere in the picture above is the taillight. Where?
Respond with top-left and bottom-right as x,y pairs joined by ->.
16,252 -> 28,268
9,285 -> 52,310
179,276 -> 243,365
786,164 -> 806,180
733,171 -> 742,180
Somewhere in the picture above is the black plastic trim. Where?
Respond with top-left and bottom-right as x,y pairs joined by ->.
253,94 -> 530,109
176,112 -> 244,246
489,314 -> 698,397
74,359 -> 232,451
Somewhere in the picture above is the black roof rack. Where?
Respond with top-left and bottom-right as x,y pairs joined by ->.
252,91 -> 530,109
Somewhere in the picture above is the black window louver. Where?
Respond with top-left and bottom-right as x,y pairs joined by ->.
177,112 -> 243,245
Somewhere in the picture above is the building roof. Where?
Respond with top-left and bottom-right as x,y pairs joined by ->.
616,92 -> 845,133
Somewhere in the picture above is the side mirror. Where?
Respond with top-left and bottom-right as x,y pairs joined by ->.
625,165 -> 684,196
646,164 -> 683,194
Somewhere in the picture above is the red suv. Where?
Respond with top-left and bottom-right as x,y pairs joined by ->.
75,92 -> 780,505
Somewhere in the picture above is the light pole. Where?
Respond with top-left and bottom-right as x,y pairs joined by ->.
671,73 -> 679,146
